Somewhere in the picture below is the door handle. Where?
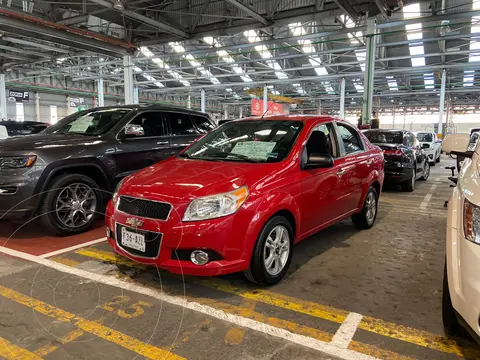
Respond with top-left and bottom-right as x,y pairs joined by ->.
337,169 -> 346,176
157,141 -> 169,145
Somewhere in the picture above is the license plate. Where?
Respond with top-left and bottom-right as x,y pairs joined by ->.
121,227 -> 145,252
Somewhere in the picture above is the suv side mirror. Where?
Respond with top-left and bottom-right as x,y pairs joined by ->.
123,124 -> 144,138
303,154 -> 334,170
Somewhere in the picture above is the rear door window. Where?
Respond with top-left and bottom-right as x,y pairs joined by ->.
164,112 -> 198,135
192,115 -> 215,133
129,112 -> 166,137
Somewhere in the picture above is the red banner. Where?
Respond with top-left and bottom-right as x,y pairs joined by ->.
251,99 -> 288,116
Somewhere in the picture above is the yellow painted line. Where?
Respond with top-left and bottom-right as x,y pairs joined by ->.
50,257 -> 80,267
224,298 -> 257,345
349,340 -> 416,360
0,336 -> 43,360
0,285 -> 185,360
75,247 -> 480,357
34,328 -> 84,357
76,248 -> 145,268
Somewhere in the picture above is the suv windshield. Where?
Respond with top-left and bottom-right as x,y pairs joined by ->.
44,108 -> 132,135
364,130 -> 403,144
416,133 -> 433,142
181,120 -> 303,163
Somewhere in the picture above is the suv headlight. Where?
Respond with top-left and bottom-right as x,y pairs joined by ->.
183,186 -> 249,221
0,156 -> 37,169
112,178 -> 125,206
463,199 -> 480,245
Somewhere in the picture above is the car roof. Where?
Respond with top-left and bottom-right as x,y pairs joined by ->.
241,115 -> 341,123
90,104 -> 211,116
363,128 -> 407,133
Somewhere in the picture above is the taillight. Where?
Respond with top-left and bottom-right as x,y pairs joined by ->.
383,149 -> 403,156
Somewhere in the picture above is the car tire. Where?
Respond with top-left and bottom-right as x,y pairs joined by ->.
436,153 -> 441,163
39,174 -> 102,236
352,186 -> 378,230
244,215 -> 294,286
431,160 -> 436,167
402,171 -> 415,192
443,263 -> 468,338
421,161 -> 430,181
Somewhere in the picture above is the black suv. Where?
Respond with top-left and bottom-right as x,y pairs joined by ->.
0,105 -> 215,235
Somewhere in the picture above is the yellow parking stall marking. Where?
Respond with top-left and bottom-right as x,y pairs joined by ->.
34,328 -> 85,357
76,247 -> 145,268
224,299 -> 257,345
50,256 -> 80,267
0,285 -> 185,360
0,336 -> 43,360
74,247 -> 480,357
349,340 -> 416,360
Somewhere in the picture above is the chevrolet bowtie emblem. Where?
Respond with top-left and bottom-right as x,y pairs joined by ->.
126,217 -> 144,228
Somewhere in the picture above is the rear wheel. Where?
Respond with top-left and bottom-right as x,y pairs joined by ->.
402,171 -> 415,192
244,216 -> 293,286
39,174 -> 102,236
352,186 -> 378,230
443,263 -> 468,338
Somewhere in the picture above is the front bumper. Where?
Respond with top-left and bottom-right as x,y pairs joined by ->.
0,166 -> 43,220
105,200 -> 252,276
446,224 -> 480,338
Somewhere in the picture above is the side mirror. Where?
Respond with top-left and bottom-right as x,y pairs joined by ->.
123,124 -> 144,138
442,134 -> 470,154
303,154 -> 334,170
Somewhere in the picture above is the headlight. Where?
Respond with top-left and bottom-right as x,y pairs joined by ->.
183,186 -> 249,221
112,178 -> 125,206
463,199 -> 480,245
0,156 -> 37,169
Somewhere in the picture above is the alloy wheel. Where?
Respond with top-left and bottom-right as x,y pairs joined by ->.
365,191 -> 377,225
264,225 -> 290,276
55,183 -> 97,228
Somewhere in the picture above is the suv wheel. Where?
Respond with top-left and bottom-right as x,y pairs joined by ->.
40,174 -> 102,236
352,186 -> 378,229
244,216 -> 293,286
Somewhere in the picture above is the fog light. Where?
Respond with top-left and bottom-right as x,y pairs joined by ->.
190,250 -> 209,265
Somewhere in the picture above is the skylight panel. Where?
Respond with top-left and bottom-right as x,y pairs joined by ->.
337,16 -> 366,71
386,76 -> 399,91
139,46 -> 189,87
403,4 -> 426,68
464,70 -> 475,86
354,83 -> 364,93
424,73 -> 434,89
244,30 -> 288,80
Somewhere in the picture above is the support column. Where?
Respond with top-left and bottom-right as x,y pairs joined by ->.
263,85 -> 268,114
239,106 -> 243,118
438,69 -> 447,137
187,95 -> 191,109
339,78 -> 346,119
0,72 -> 5,120
201,89 -> 206,112
361,17 -> 377,126
133,87 -> 139,104
123,55 -> 134,105
35,92 -> 40,121
97,77 -> 104,107
224,104 -> 228,119
317,100 -> 322,115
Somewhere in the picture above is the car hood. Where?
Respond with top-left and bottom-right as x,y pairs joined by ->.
0,133 -> 103,153
121,157 -> 282,204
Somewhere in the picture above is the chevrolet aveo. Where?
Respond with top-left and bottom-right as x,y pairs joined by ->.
106,116 -> 385,285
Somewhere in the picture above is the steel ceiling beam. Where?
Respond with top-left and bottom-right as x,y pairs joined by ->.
57,14 -> 89,26
332,0 -> 359,20
0,44 -> 49,57
88,0 -> 189,39
223,0 -> 269,25
2,36 -> 71,54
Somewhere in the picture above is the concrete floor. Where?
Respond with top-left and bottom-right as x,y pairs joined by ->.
0,156 -> 478,360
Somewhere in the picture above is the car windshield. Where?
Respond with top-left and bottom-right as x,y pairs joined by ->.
43,108 -> 132,135
364,130 -> 403,144
180,120 -> 303,163
416,133 -> 433,142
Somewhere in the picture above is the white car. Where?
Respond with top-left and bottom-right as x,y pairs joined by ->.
415,131 -> 442,165
443,133 -> 480,343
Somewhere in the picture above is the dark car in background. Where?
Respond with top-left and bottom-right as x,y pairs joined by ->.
0,120 -> 50,136
0,105 -> 215,236
363,129 -> 429,192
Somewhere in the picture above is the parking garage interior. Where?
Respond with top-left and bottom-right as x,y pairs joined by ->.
0,0 -> 480,359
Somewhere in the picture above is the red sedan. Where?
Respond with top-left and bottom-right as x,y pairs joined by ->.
106,116 -> 384,285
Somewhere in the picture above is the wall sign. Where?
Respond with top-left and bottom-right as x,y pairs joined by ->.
70,97 -> 85,107
8,89 -> 29,102
251,99 -> 289,116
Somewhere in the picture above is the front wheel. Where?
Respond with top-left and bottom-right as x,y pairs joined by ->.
422,161 -> 430,180
39,174 -> 102,236
352,186 -> 378,229
244,216 -> 293,286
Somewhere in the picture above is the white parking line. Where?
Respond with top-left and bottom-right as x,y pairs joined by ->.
419,177 -> 440,210
39,237 -> 107,258
0,245 -> 380,360
331,312 -> 363,348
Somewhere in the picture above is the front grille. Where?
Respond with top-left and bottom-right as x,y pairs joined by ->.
118,196 -> 172,220
116,224 -> 162,258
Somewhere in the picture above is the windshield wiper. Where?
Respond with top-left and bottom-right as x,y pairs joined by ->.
205,150 -> 261,163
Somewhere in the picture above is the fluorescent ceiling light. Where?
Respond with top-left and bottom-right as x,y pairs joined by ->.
139,46 -> 188,87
